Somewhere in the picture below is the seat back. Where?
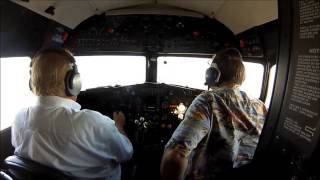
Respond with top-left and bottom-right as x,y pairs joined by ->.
0,127 -> 15,163
0,170 -> 14,180
3,155 -> 73,180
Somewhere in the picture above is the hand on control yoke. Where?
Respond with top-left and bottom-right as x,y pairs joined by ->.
113,111 -> 127,137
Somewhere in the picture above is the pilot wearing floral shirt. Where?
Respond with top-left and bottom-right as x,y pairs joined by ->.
160,48 -> 267,180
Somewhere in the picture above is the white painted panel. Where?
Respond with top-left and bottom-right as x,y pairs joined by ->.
159,0 -> 225,17
10,0 -> 277,33
215,0 -> 278,34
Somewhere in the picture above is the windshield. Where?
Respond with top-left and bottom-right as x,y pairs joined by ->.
0,55 -> 265,131
157,56 -> 211,90
75,56 -> 146,90
157,56 -> 264,99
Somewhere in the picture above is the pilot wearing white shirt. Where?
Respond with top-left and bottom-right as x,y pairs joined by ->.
11,48 -> 133,180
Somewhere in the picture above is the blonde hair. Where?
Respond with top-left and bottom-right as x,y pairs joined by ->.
30,48 -> 74,96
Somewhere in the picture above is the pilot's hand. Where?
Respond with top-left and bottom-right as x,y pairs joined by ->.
113,111 -> 129,137
113,111 -> 126,129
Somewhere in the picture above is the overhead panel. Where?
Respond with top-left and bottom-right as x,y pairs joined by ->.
66,14 -> 235,54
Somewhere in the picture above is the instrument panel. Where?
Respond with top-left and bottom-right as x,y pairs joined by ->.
77,83 -> 203,147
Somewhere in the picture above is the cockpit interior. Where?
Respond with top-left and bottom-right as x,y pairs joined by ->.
0,0 -> 319,180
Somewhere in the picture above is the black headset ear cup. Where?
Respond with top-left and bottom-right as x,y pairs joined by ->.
29,78 -> 32,91
205,62 -> 221,86
65,65 -> 82,96
29,70 -> 32,91
205,67 -> 220,86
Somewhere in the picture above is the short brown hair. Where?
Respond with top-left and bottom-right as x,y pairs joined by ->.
30,48 -> 74,96
214,48 -> 245,85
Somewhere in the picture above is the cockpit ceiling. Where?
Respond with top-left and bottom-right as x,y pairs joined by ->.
10,0 -> 278,34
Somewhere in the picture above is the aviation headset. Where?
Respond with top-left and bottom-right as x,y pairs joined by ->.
29,49 -> 82,96
204,55 -> 221,86
204,48 -> 243,87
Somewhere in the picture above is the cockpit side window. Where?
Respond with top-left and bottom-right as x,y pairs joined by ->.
1,57 -> 36,130
241,62 -> 265,99
265,65 -> 276,107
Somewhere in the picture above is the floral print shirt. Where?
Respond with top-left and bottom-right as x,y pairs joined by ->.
165,87 -> 267,179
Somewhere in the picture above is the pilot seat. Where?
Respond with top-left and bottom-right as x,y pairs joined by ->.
2,155 -> 73,180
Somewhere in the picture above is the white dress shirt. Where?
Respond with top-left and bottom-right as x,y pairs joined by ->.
12,96 -> 133,180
